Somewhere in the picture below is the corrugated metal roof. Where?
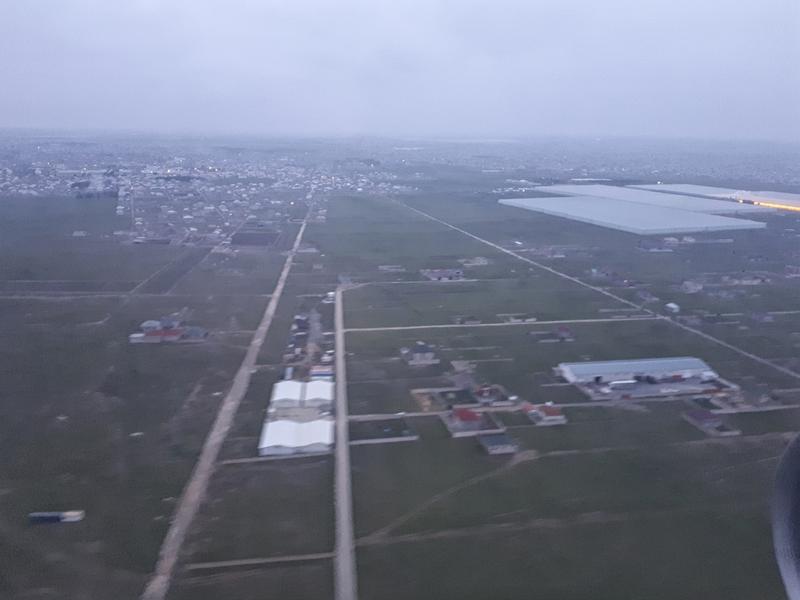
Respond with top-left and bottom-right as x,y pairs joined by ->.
305,380 -> 334,401
258,419 -> 333,449
270,380 -> 304,402
559,357 -> 713,378
534,184 -> 768,215
499,197 -> 765,235
631,185 -> 800,210
628,184 -> 741,198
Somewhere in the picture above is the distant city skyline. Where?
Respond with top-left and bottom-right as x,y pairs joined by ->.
1,0 -> 798,141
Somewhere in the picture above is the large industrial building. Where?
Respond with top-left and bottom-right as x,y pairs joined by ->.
534,184 -> 769,215
631,184 -> 800,212
499,197 -> 766,235
557,357 -> 718,384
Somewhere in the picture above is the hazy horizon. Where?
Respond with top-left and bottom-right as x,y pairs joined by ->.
2,0 -> 799,141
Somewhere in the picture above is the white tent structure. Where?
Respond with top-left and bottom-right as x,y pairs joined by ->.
304,380 -> 334,410
258,419 -> 334,456
269,380 -> 304,410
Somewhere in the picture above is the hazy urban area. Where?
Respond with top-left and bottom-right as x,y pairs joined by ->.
2,0 -> 800,599
0,133 -> 799,599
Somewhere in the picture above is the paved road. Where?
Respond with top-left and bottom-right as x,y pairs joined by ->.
334,286 -> 358,600
345,315 -> 656,333
397,201 -> 800,382
140,218 -> 309,600
186,552 -> 334,571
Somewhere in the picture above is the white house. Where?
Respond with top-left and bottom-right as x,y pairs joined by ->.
527,403 -> 568,426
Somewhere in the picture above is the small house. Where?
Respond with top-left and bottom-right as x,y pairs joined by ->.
526,403 -> 568,426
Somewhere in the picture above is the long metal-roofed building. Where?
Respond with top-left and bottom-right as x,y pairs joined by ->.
628,183 -> 742,198
258,419 -> 334,456
557,357 -> 718,384
532,184 -> 769,215
498,197 -> 766,235
631,184 -> 800,211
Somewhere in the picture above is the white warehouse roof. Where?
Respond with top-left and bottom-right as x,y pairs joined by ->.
499,197 -> 766,235
269,380 -> 335,409
628,184 -> 741,198
270,380 -> 304,403
258,419 -> 334,454
534,184 -> 768,215
559,357 -> 715,383
631,185 -> 800,210
305,380 -> 334,402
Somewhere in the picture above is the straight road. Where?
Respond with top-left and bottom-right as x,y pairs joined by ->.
140,217 -> 309,600
345,315 -> 657,333
334,286 -> 358,600
186,552 -> 334,572
397,201 -> 800,382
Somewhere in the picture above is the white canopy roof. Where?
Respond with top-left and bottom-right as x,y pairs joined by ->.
304,380 -> 334,402
258,419 -> 333,450
270,380 -> 304,403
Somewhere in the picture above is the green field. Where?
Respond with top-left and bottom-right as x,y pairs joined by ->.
344,278 -> 630,328
357,510 -> 784,600
185,459 -> 334,562
170,560 -> 333,600
330,192 -> 798,600
0,194 -> 284,598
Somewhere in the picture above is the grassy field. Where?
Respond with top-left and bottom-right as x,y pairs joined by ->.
332,189 -> 798,600
395,438 -> 783,534
344,277 -> 629,328
169,560 -> 333,600
345,319 -> 800,412
0,195 -> 288,598
184,459 -> 334,562
351,432 -> 499,538
357,509 -> 785,600
170,248 -> 285,296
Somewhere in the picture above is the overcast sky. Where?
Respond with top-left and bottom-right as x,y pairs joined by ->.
1,0 -> 798,140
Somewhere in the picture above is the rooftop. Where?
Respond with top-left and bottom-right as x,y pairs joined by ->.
498,197 -> 765,235
535,184 -> 768,215
560,357 -> 713,378
258,419 -> 334,449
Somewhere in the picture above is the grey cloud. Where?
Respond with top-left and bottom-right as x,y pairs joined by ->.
0,0 -> 798,140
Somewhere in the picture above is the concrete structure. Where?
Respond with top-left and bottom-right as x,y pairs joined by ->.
682,409 -> 741,437
526,403 -> 568,426
478,433 -> 518,455
310,364 -> 335,381
402,341 -> 440,366
333,286 -> 358,600
499,197 -> 765,235
535,184 -> 769,215
420,268 -> 464,281
258,418 -> 334,456
441,408 -> 505,438
129,316 -> 208,344
557,357 -> 717,384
